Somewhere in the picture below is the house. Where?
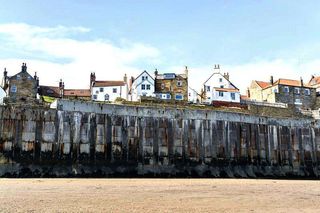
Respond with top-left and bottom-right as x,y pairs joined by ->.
129,70 -> 154,101
154,67 -> 188,102
249,76 -> 316,109
1,63 -> 39,105
188,87 -> 199,103
308,75 -> 320,96
90,73 -> 128,102
202,65 -> 240,104
39,79 -> 90,102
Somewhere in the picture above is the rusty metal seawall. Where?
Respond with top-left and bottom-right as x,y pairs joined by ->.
0,100 -> 319,178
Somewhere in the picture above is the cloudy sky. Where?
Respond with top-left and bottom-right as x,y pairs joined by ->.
1,0 -> 320,93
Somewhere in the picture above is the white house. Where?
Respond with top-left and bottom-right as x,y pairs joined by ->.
90,73 -> 128,102
203,65 -> 240,104
129,70 -> 154,101
188,87 -> 199,103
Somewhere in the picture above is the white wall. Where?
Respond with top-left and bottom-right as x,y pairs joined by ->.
203,73 -> 240,103
131,71 -> 154,101
92,85 -> 127,102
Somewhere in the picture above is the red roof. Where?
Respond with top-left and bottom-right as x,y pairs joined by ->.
93,81 -> 125,87
255,81 -> 271,89
274,79 -> 311,88
64,89 -> 91,97
308,76 -> 320,86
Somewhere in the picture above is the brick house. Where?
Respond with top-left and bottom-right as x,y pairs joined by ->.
154,67 -> 188,102
249,76 -> 316,109
2,63 -> 39,104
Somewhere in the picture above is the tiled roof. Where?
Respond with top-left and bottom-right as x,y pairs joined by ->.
274,79 -> 311,88
214,87 -> 239,92
93,81 -> 125,87
255,81 -> 271,89
308,76 -> 320,86
64,89 -> 91,97
240,95 -> 250,100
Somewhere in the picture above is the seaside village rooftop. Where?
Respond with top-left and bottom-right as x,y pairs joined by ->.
1,62 -> 320,118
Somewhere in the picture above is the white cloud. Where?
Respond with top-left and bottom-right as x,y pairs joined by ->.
0,23 -> 160,89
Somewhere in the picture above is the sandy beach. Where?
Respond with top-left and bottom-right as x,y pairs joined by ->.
0,178 -> 319,212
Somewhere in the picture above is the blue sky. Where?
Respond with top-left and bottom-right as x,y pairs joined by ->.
0,1 -> 320,92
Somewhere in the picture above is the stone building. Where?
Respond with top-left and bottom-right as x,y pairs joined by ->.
154,67 -> 188,102
249,76 -> 316,109
2,63 -> 39,105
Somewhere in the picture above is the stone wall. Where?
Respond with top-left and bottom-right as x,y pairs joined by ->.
0,100 -> 319,178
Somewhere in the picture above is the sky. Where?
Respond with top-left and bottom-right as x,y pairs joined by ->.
1,0 -> 320,93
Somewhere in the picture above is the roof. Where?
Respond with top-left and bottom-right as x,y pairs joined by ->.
204,72 -> 239,90
214,87 -> 239,92
255,81 -> 271,89
308,76 -> 320,86
38,85 -> 60,98
134,70 -> 155,82
156,73 -> 187,80
64,89 -> 91,97
273,78 -> 312,88
240,95 -> 250,100
93,81 -> 125,87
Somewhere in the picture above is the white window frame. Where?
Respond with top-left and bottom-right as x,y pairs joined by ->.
219,91 -> 224,97
113,88 -> 117,93
283,86 -> 289,93
177,81 -> 183,87
305,89 -> 310,96
11,85 -> 17,93
294,87 -> 300,94
231,92 -> 235,100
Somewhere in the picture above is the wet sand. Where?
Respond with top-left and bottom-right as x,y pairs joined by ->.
0,178 -> 319,212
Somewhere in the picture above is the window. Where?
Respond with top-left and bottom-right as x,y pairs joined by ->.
145,76 -> 148,80
220,85 -> 224,88
295,99 -> 302,105
206,86 -> 210,92
283,86 -> 289,93
273,87 -> 279,93
92,95 -> 97,100
219,78 -> 223,82
141,84 -> 146,90
166,94 -> 171,99
113,88 -> 117,93
294,88 -> 300,94
305,89 -> 310,95
219,91 -> 224,97
161,83 -> 165,89
100,88 -> 104,92
146,85 -> 151,90
16,75 -> 21,80
142,76 -> 145,81
175,94 -> 183,100
177,81 -> 183,87
231,93 -> 235,100
95,90 -> 99,94
11,85 -> 17,93
104,94 -> 109,101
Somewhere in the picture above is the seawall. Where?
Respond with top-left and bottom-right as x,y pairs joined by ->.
0,100 -> 319,178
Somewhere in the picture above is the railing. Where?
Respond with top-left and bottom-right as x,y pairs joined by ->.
240,100 -> 288,108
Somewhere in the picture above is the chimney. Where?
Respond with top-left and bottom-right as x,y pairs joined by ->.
300,77 -> 303,87
36,77 -> 39,88
214,64 -> 220,72
123,73 -> 127,84
270,76 -> 274,85
90,72 -> 96,87
246,87 -> 250,98
59,79 -> 64,98
34,72 -> 37,80
223,72 -> 229,81
154,68 -> 158,77
184,66 -> 188,77
22,63 -> 27,72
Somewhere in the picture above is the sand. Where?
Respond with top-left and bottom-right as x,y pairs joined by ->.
0,178 -> 319,212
